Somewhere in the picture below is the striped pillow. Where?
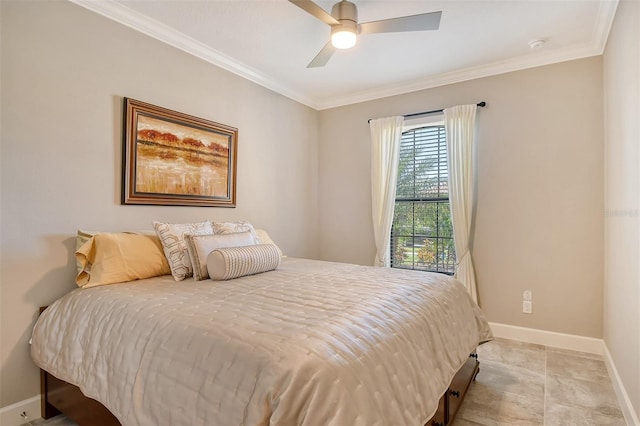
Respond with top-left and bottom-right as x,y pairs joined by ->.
185,231 -> 255,281
207,244 -> 281,281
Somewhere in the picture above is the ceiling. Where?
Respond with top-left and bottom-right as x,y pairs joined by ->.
70,0 -> 618,110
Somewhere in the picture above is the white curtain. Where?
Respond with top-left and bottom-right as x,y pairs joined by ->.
370,116 -> 404,267
444,105 -> 478,302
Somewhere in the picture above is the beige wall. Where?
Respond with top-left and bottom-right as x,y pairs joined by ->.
603,0 -> 640,416
0,1 -> 318,406
318,58 -> 604,338
2,0 -> 631,414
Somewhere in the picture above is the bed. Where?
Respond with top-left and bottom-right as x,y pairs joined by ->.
31,257 -> 492,425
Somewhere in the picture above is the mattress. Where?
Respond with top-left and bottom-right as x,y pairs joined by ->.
31,257 -> 492,426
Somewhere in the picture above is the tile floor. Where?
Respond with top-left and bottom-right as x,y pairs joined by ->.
26,338 -> 627,426
452,338 -> 627,425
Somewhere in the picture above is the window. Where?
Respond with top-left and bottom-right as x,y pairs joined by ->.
391,124 -> 456,274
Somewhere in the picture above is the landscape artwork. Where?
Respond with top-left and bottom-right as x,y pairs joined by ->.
122,98 -> 237,207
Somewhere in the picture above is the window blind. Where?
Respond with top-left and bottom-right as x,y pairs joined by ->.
391,125 -> 456,274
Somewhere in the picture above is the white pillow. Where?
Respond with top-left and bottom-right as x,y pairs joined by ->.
185,232 -> 255,281
207,244 -> 281,281
153,221 -> 213,281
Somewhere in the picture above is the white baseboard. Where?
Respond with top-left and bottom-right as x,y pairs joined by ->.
0,395 -> 41,426
488,321 -> 605,354
603,344 -> 640,426
489,322 -> 639,425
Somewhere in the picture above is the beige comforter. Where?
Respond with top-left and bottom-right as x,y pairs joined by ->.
31,258 -> 492,426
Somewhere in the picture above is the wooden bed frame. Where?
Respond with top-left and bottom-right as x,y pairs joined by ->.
38,308 -> 480,426
40,355 -> 479,426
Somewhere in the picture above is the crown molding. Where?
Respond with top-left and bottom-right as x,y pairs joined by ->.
315,42 -> 602,110
593,0 -> 619,53
316,0 -> 619,109
67,0 -> 320,109
69,0 -> 619,112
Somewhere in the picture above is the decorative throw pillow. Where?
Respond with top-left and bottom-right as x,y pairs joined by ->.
207,244 -> 281,281
75,232 -> 171,288
184,231 -> 256,281
153,221 -> 213,281
211,221 -> 258,242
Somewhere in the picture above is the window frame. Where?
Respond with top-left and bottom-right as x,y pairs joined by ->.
390,116 -> 456,275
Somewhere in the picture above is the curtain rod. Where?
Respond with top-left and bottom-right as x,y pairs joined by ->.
367,101 -> 486,123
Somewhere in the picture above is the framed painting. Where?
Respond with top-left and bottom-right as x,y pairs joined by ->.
122,98 -> 237,207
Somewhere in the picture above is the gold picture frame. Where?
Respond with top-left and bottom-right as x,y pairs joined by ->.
122,98 -> 237,207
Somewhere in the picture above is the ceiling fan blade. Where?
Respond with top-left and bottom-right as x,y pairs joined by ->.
289,0 -> 340,26
359,11 -> 442,35
307,41 -> 336,68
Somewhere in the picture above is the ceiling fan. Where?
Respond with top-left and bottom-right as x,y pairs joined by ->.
289,0 -> 442,68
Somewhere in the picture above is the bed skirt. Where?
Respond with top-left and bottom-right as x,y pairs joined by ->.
41,353 -> 479,426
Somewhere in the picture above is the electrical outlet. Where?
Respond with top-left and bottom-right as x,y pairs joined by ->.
523,300 -> 532,314
2,398 -> 40,426
523,290 -> 532,301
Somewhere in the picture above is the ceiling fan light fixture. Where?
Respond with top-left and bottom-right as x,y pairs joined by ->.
288,0 -> 442,67
331,27 -> 357,49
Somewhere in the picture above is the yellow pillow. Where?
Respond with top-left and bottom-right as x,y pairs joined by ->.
76,232 -> 171,288
75,229 -> 100,273
254,229 -> 284,257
